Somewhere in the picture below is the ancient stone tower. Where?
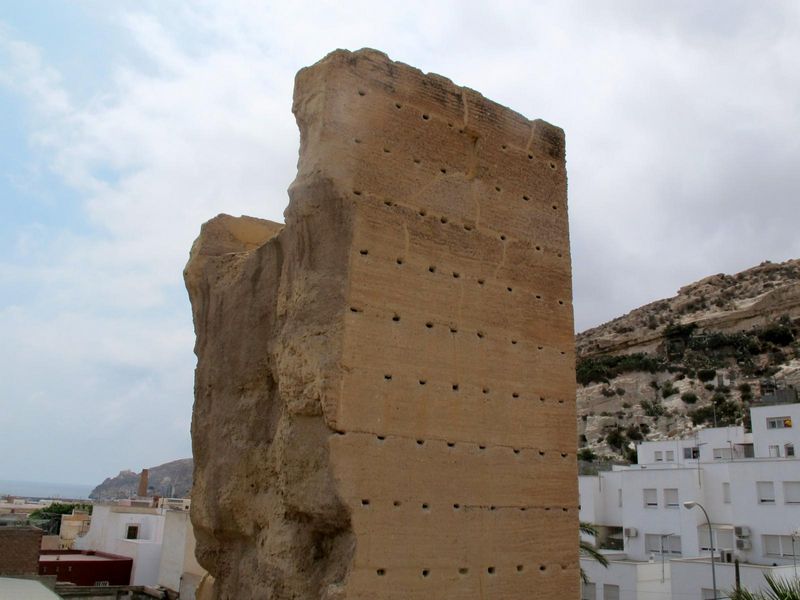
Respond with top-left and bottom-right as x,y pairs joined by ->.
185,49 -> 578,599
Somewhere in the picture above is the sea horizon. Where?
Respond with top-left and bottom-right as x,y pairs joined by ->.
0,479 -> 94,500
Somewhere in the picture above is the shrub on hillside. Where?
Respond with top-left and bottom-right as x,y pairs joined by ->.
661,382 -> 678,398
606,429 -> 626,450
681,392 -> 698,404
688,398 -> 740,427
576,353 -> 667,386
641,399 -> 666,417
759,324 -> 795,346
698,368 -> 717,382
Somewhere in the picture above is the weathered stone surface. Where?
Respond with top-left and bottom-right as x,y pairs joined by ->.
185,48 -> 577,599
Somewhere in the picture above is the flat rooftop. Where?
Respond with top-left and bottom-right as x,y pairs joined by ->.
40,554 -> 117,562
0,577 -> 60,599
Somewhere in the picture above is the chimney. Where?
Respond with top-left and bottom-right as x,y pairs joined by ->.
137,469 -> 149,497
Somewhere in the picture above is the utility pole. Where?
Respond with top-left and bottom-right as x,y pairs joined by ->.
660,533 -> 674,583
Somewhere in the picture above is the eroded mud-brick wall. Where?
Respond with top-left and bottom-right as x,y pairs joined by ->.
186,48 -> 578,600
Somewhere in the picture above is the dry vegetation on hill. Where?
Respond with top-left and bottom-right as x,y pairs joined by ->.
576,259 -> 800,464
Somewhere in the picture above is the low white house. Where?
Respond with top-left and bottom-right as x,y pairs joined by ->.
580,401 -> 800,600
75,500 -> 166,585
75,496 -> 205,595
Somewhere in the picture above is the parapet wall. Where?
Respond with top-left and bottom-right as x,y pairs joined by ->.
186,48 -> 577,600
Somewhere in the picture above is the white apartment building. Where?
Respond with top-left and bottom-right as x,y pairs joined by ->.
580,401 -> 800,600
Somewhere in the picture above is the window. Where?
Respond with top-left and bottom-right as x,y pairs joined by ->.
655,451 -> 663,462
665,450 -> 675,462
645,534 -> 681,555
643,488 -> 658,508
769,445 -> 781,458
618,488 -> 623,508
713,447 -> 732,459
596,526 -> 624,551
603,584 -> 620,600
125,524 -> 139,540
581,582 -> 596,600
785,482 -> 800,504
767,416 -> 792,429
699,526 -> 734,552
664,488 -> 679,508
758,481 -> 776,504
723,482 -> 731,504
787,444 -> 795,457
683,446 -> 699,459
763,535 -> 797,557
669,535 -> 682,555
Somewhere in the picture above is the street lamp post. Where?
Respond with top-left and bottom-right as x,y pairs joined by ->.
684,501 -> 717,600
792,528 -> 800,579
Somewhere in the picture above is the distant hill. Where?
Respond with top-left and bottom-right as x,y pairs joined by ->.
576,259 -> 800,463
89,458 -> 193,500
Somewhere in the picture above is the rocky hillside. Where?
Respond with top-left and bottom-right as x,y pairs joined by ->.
89,458 -> 193,500
576,259 -> 800,464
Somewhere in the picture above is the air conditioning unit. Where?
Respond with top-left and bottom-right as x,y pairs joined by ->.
624,527 -> 638,538
736,539 -> 752,551
735,526 -> 751,538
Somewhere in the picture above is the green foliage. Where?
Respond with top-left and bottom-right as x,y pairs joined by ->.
738,383 -> 752,394
625,425 -> 643,441
28,502 -> 92,536
698,368 -> 717,382
576,353 -> 667,386
681,392 -> 698,404
661,381 -> 678,399
616,387 -> 626,396
29,502 -> 92,520
664,322 -> 697,340
578,448 -> 596,462
605,428 -> 626,450
728,572 -> 800,599
759,324 -> 795,347
601,387 -> 616,397
688,398 -> 741,427
580,521 -> 610,584
641,399 -> 666,417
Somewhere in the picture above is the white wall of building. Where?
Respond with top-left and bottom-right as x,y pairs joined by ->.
74,503 -> 166,586
751,404 -> 800,458
580,402 -> 800,599
581,557 -> 671,600
158,509 -> 205,600
670,559 -> 796,600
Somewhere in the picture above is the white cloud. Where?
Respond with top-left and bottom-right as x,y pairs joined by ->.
2,0 -> 800,482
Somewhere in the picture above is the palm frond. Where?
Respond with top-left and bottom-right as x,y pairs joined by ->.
728,572 -> 800,600
579,521 -> 609,584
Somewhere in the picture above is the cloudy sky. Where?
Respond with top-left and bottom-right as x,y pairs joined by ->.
2,1 -> 799,485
